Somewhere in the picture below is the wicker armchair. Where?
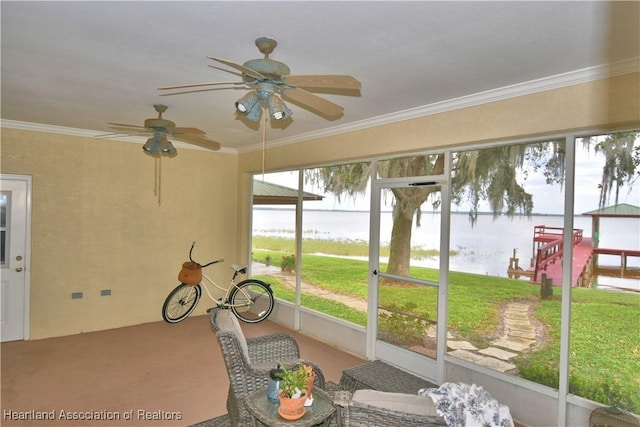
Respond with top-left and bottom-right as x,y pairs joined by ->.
333,389 -> 447,427
209,308 -> 326,426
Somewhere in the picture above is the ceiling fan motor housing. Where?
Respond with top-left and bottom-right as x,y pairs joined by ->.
243,59 -> 290,81
144,118 -> 176,129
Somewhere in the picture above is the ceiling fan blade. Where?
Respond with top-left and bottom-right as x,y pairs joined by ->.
159,86 -> 240,97
107,127 -> 153,135
108,122 -> 147,130
171,127 -> 206,135
95,131 -> 150,138
208,65 -> 244,78
158,81 -> 240,91
207,57 -> 266,80
282,87 -> 344,118
172,134 -> 221,151
282,75 -> 362,91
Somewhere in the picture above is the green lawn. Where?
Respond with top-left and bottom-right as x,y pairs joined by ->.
252,247 -> 640,413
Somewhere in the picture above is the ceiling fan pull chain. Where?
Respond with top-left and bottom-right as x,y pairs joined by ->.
158,155 -> 162,207
153,155 -> 162,206
262,106 -> 267,180
153,156 -> 159,198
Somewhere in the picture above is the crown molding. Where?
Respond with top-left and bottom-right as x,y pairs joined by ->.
238,57 -> 640,153
3,57 -> 637,155
1,120 -> 103,138
0,120 -> 238,154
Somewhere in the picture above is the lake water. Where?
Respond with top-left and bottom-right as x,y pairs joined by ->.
253,208 -> 640,290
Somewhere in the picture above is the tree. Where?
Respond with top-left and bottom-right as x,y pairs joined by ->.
381,155 -> 445,276
584,132 -> 639,208
306,132 -> 638,278
451,142 -> 565,222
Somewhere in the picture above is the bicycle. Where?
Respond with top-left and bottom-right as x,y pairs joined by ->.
162,242 -> 274,324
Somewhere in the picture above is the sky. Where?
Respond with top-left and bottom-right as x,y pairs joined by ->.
255,141 -> 640,215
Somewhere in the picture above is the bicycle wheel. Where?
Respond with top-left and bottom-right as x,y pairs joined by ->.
162,283 -> 201,323
229,279 -> 274,323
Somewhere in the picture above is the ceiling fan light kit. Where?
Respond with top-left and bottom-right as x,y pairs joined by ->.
235,81 -> 292,122
143,131 -> 177,156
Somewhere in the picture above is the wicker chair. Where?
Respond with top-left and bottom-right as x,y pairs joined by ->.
333,389 -> 447,427
209,308 -> 326,426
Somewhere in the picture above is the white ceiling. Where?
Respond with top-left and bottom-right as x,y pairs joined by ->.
2,1 -> 639,153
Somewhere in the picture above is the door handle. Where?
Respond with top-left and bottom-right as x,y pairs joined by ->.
15,267 -> 23,272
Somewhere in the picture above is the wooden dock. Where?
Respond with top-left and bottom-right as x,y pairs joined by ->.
508,225 -> 640,287
532,236 -> 594,287
593,247 -> 640,280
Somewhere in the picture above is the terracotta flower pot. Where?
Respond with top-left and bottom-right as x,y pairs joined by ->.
277,393 -> 306,420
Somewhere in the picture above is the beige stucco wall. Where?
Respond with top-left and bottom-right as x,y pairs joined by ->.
1,129 -> 239,339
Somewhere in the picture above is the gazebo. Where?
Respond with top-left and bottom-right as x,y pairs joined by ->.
581,203 -> 640,248
582,203 -> 640,279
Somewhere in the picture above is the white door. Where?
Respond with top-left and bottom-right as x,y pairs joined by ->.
1,175 -> 31,342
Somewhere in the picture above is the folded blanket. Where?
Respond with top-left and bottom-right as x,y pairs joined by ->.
419,382 -> 514,427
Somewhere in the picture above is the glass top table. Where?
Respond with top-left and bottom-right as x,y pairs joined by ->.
245,387 -> 336,427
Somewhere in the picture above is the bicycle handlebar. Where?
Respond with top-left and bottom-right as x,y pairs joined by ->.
189,241 -> 224,268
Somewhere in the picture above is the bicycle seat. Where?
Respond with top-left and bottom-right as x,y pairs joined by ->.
231,264 -> 248,274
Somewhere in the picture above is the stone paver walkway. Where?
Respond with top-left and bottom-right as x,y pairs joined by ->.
427,301 -> 539,373
254,264 -> 540,373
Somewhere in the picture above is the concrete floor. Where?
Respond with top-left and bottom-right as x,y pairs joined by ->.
1,313 -> 364,426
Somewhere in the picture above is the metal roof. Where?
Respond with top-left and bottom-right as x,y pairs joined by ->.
253,180 -> 324,205
582,203 -> 640,218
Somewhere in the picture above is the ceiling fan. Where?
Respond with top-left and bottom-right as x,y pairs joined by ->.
98,104 -> 221,155
97,104 -> 221,206
158,36 -> 361,122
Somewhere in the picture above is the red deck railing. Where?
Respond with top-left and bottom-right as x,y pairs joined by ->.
532,225 -> 584,282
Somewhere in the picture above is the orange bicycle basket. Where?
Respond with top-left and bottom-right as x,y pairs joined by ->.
178,261 -> 202,285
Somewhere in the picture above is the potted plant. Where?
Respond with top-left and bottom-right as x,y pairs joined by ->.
280,254 -> 295,272
276,364 -> 308,420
